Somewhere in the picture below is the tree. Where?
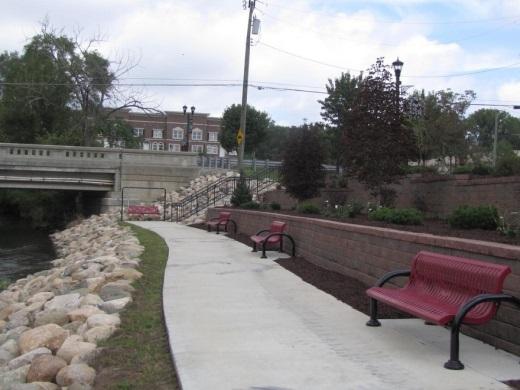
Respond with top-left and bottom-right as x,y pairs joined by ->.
319,72 -> 362,172
407,89 -> 475,166
345,58 -> 417,201
255,124 -> 294,160
0,23 -> 152,147
220,104 -> 271,158
280,123 -> 325,201
466,109 -> 520,151
98,118 -> 141,149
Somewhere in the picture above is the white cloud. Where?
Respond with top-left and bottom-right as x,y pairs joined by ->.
1,0 -> 519,124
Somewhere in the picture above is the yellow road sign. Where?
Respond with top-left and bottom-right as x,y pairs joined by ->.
236,128 -> 244,145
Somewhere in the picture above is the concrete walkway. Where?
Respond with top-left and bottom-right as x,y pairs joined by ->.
133,222 -> 520,390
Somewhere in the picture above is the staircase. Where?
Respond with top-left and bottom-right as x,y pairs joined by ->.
172,166 -> 279,223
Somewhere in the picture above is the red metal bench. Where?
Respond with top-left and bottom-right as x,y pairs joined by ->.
206,211 -> 237,234
366,251 -> 520,370
127,205 -> 161,219
249,220 -> 295,258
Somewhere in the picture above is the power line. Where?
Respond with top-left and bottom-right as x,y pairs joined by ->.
265,1 -> 520,25
258,41 -> 520,79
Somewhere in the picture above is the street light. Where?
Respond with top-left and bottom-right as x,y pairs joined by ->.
182,105 -> 195,152
392,57 -> 403,101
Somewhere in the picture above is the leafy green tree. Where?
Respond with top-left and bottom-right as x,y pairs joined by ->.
319,72 -> 362,172
220,104 -> 271,158
466,109 -> 520,150
345,58 -> 417,200
0,24 -> 149,147
280,123 -> 325,201
98,118 -> 141,149
407,89 -> 474,166
255,124 -> 293,160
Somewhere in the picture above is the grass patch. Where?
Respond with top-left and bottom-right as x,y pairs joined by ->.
93,223 -> 179,390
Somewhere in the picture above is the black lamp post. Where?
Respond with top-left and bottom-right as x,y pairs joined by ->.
182,105 -> 195,152
392,57 -> 403,105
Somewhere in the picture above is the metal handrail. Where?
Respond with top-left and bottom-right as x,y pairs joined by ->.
172,166 -> 279,222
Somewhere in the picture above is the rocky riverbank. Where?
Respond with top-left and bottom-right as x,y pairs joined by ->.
0,213 -> 144,389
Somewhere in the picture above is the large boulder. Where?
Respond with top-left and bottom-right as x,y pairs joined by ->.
86,314 -> 120,329
99,297 -> 131,314
67,306 -> 104,322
33,309 -> 69,327
26,293 -> 55,306
43,293 -> 81,312
98,284 -> 131,302
10,382 -> 59,390
0,364 -> 31,388
18,324 -> 68,354
55,364 -> 96,386
26,354 -> 67,383
8,348 -> 51,370
83,326 -> 115,343
56,336 -> 96,363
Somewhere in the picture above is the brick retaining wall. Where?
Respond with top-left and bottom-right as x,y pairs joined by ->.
264,175 -> 520,219
208,208 -> 520,357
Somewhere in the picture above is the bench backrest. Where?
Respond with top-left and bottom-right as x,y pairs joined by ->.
128,205 -> 159,214
218,212 -> 231,222
408,251 -> 511,321
270,221 -> 287,233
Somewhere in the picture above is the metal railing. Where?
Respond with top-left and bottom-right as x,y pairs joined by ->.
172,166 -> 279,222
198,156 -> 339,172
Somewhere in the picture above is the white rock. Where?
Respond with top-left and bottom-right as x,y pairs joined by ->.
8,347 -> 51,370
18,324 -> 68,354
80,294 -> 103,307
26,293 -> 54,305
67,306 -> 104,322
56,336 -> 96,363
86,314 -> 120,329
99,297 -> 132,314
84,326 -> 115,343
56,363 -> 96,386
44,293 -> 81,312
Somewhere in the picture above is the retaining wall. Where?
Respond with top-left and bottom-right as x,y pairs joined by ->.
208,208 -> 520,357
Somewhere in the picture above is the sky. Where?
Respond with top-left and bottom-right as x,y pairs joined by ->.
1,0 -> 520,126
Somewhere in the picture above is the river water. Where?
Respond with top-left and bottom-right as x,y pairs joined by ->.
0,220 -> 56,283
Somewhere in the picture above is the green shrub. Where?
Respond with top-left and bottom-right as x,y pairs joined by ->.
452,164 -> 492,175
230,176 -> 252,206
369,207 -> 423,225
494,155 -> 520,177
448,205 -> 498,230
472,164 -> 492,175
346,201 -> 364,217
241,201 -> 260,209
270,202 -> 281,210
402,165 -> 437,174
297,202 -> 321,214
0,278 -> 10,291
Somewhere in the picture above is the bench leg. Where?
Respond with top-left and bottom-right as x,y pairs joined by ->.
444,323 -> 464,370
279,239 -> 283,253
252,243 -> 257,252
261,242 -> 267,259
216,225 -> 220,234
207,224 -> 211,232
366,298 -> 381,327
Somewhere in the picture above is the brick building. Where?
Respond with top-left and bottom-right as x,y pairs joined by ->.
113,109 -> 224,156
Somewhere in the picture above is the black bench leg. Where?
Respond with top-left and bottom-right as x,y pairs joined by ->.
444,323 -> 464,370
252,243 -> 257,252
366,298 -> 381,327
207,224 -> 211,232
279,239 -> 283,252
216,225 -> 220,234
261,242 -> 267,259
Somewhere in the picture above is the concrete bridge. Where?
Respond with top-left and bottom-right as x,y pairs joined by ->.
0,142 -> 204,210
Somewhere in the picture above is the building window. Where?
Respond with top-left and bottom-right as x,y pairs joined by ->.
172,127 -> 183,140
208,132 -> 218,142
133,128 -> 144,137
191,128 -> 203,141
191,144 -> 203,153
152,142 -> 164,151
206,145 -> 218,155
143,142 -> 150,150
169,143 -> 180,152
152,129 -> 163,139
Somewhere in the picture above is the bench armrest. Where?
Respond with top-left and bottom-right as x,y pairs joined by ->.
375,269 -> 411,287
455,293 -> 520,325
255,229 -> 271,236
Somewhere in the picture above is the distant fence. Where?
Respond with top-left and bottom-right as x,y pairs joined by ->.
198,156 -> 339,172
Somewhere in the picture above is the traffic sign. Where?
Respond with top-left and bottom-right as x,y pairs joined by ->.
236,128 -> 244,145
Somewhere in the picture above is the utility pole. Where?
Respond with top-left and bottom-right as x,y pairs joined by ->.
493,111 -> 499,167
238,0 -> 256,173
